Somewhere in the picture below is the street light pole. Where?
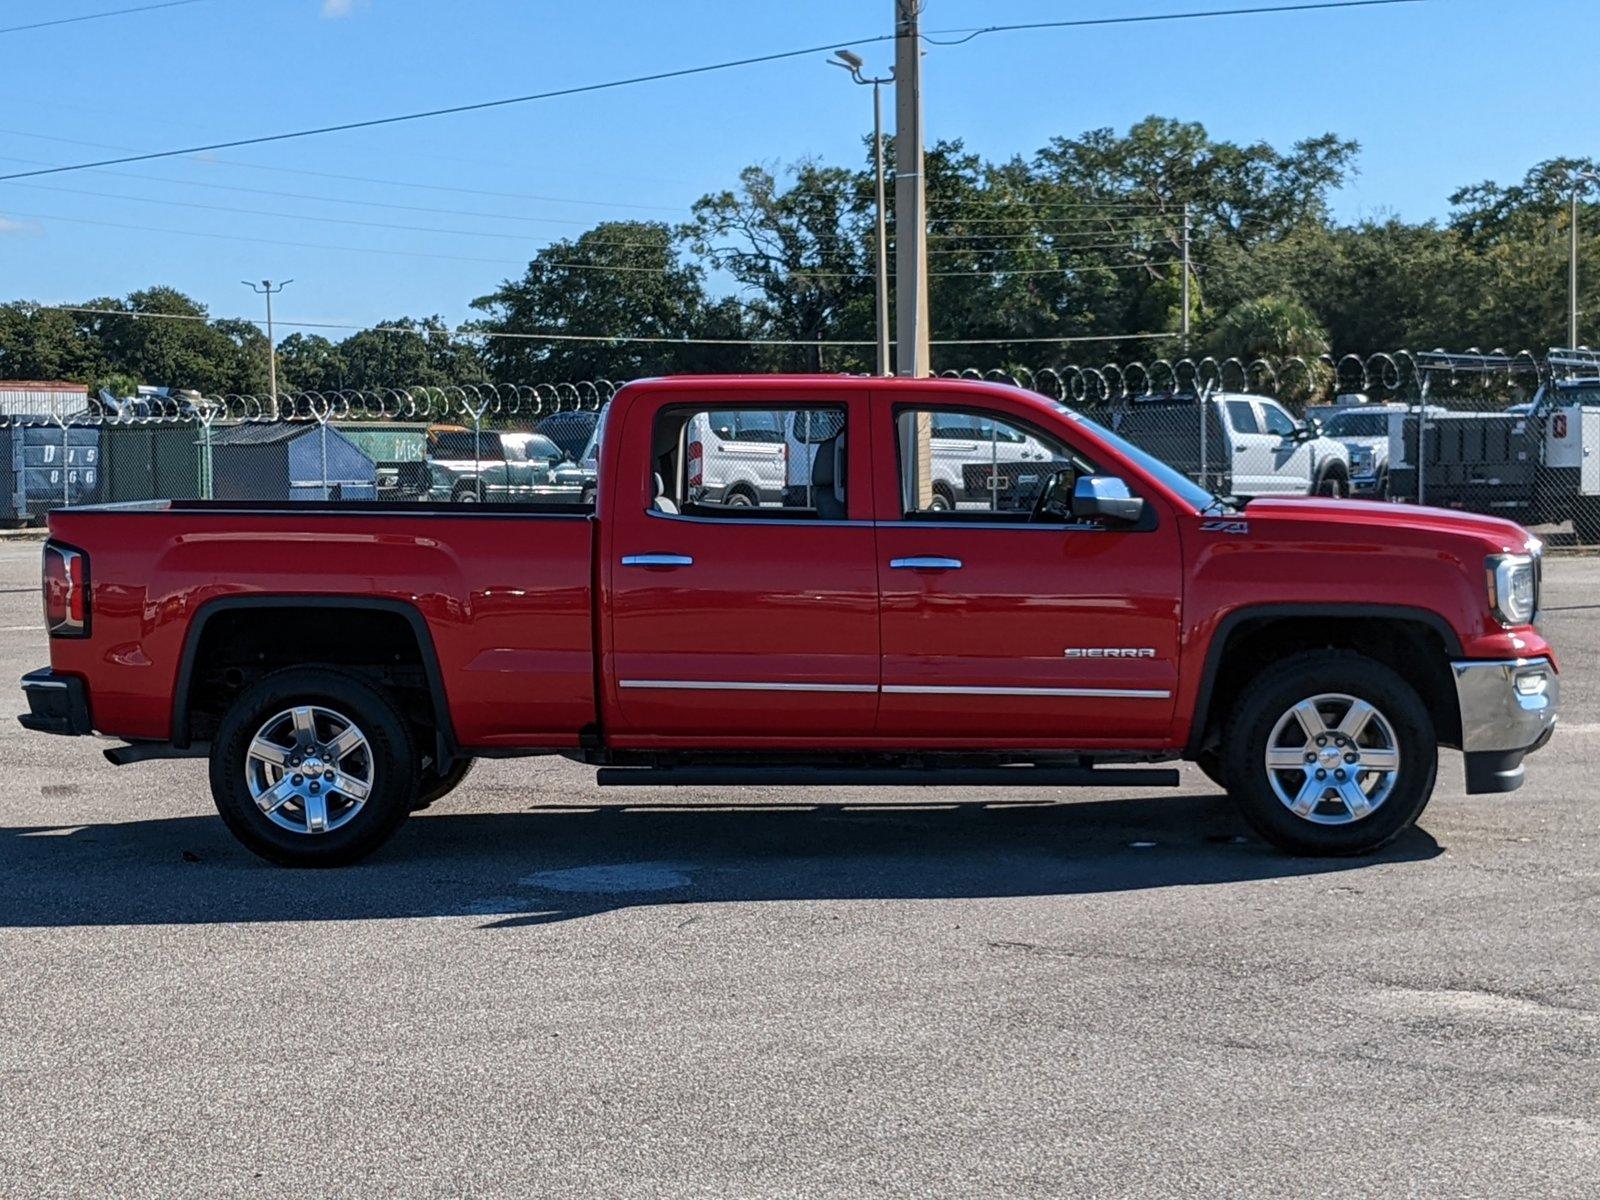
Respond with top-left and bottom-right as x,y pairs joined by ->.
242,278 -> 292,407
830,51 -> 894,376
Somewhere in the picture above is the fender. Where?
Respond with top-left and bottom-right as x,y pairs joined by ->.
170,595 -> 457,755
1184,603 -> 1465,757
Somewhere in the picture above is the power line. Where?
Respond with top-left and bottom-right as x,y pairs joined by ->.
0,128 -> 691,215
0,0 -> 1424,183
0,0 -> 217,37
34,304 -> 1183,349
919,0 -> 1422,45
0,32 -> 899,182
5,204 -> 1175,278
4,180 -> 691,247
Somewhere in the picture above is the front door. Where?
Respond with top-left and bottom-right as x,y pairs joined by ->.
872,395 -> 1183,747
606,390 -> 879,742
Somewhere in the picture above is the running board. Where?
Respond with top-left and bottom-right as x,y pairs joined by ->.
595,766 -> 1180,788
103,741 -> 210,766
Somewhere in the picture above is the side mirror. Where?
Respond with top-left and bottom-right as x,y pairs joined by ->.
1297,417 -> 1324,442
1071,475 -> 1145,523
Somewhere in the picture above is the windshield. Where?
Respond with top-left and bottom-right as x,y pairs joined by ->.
1323,411 -> 1389,437
1053,404 -> 1223,512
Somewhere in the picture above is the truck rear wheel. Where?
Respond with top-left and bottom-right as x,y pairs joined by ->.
208,667 -> 419,867
1223,651 -> 1436,855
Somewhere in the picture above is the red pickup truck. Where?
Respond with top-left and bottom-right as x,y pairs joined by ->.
19,376 -> 1559,866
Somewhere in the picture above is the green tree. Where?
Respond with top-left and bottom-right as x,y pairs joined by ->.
333,316 -> 482,390
473,221 -> 744,380
686,164 -> 872,371
276,333 -> 348,392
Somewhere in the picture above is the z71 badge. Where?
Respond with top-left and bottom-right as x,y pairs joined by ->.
1200,519 -> 1250,535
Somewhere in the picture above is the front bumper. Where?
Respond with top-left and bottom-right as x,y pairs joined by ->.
1452,656 -> 1558,793
18,667 -> 92,736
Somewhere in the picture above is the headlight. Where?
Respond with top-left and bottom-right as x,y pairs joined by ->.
1486,553 -> 1537,626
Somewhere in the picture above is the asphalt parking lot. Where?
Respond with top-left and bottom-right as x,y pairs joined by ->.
0,541 -> 1595,1199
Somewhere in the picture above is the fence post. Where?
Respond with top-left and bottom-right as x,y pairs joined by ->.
198,402 -> 216,500
60,416 -> 71,510
1416,374 -> 1431,505
1197,382 -> 1211,493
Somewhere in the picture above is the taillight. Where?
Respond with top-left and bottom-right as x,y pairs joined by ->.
42,541 -> 89,638
687,440 -> 703,489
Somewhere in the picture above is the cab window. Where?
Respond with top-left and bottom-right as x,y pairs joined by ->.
894,407 -> 1091,522
1226,400 -> 1260,433
651,404 -> 848,520
1260,402 -> 1297,437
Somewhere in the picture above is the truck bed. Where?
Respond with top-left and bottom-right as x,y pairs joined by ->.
46,503 -> 598,749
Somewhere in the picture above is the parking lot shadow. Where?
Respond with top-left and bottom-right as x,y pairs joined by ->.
0,792 -> 1442,928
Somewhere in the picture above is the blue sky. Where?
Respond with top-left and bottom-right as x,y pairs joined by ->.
1,0 -> 1595,336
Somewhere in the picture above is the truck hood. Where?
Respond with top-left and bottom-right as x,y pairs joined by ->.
1240,495 -> 1537,553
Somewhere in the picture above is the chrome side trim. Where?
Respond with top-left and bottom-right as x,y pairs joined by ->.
890,556 -> 963,570
619,680 -> 1170,699
885,685 -> 1170,699
619,679 -> 878,694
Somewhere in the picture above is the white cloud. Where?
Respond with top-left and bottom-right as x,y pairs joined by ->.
320,0 -> 368,17
0,216 -> 44,238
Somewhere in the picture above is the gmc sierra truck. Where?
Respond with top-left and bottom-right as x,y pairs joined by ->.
19,376 -> 1559,866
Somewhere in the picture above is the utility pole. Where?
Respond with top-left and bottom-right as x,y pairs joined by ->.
1570,172 -> 1600,348
242,278 -> 292,407
893,0 -> 929,377
830,50 -> 894,376
1573,187 -> 1581,349
1181,203 -> 1192,354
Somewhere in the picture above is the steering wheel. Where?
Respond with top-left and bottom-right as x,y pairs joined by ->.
1030,469 -> 1076,523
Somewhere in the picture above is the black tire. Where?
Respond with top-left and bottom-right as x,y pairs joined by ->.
1222,650 -> 1437,856
723,487 -> 756,507
452,481 -> 482,504
1314,467 -> 1348,498
412,757 -> 475,812
929,485 -> 954,511
209,667 -> 419,867
1375,467 -> 1391,501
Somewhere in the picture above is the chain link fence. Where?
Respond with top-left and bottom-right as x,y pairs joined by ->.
5,350 -> 1599,543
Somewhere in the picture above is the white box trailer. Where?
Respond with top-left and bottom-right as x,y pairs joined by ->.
0,381 -> 89,422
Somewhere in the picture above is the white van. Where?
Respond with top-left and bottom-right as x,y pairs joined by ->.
685,410 -> 788,507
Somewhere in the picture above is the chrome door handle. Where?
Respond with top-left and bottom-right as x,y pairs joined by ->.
890,556 -> 963,571
621,554 -> 694,568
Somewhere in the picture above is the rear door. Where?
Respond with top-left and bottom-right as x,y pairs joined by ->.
605,388 -> 879,742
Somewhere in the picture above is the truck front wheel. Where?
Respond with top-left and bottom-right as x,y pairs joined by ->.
1223,651 -> 1436,855
208,667 -> 419,867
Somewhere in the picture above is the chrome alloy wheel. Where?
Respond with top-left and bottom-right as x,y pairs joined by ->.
245,705 -> 375,836
1264,693 -> 1400,825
